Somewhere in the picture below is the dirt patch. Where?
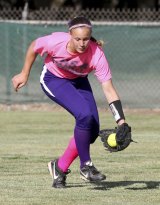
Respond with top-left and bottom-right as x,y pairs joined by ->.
0,103 -> 160,114
0,103 -> 63,111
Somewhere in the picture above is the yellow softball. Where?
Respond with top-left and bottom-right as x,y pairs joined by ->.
107,133 -> 117,147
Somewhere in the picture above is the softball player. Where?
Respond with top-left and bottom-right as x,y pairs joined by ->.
12,16 -> 128,188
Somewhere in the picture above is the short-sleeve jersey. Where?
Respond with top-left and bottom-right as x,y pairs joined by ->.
34,32 -> 112,83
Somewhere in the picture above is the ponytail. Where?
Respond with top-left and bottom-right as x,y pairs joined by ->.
90,36 -> 104,47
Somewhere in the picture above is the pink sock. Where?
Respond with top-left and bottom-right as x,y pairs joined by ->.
58,137 -> 78,172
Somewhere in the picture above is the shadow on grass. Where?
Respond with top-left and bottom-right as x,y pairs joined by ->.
89,181 -> 160,190
67,184 -> 87,188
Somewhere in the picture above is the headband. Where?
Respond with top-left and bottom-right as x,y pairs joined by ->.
68,16 -> 92,31
69,23 -> 92,31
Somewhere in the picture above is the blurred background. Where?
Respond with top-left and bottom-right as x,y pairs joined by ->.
0,0 -> 160,109
0,0 -> 160,10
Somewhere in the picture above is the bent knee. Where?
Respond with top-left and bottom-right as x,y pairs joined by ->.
76,113 -> 95,129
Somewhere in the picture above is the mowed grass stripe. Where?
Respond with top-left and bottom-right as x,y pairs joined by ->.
0,110 -> 159,205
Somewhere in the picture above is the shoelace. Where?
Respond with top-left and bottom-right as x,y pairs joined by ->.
86,165 -> 100,175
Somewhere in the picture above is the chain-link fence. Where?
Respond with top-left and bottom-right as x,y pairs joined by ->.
0,8 -> 160,109
0,7 -> 160,21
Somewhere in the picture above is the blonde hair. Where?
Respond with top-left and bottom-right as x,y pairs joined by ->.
90,36 -> 104,47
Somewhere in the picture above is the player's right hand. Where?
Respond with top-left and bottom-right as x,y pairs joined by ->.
12,72 -> 28,92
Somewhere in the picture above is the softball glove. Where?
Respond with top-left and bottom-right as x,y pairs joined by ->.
99,123 -> 134,152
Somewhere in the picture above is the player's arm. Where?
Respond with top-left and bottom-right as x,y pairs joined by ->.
12,40 -> 37,92
100,79 -> 133,152
101,79 -> 125,125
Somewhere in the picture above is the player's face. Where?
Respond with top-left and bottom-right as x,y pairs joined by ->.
69,27 -> 91,54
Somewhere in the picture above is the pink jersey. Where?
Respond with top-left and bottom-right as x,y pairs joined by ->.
34,32 -> 112,83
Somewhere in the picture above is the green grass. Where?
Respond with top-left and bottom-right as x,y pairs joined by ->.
0,109 -> 160,205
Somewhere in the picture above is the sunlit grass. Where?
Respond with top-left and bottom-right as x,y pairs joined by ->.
0,109 -> 160,205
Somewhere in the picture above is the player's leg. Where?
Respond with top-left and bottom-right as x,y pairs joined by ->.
58,77 -> 100,173
40,67 -> 92,187
74,77 -> 106,181
40,67 -> 105,186
57,79 -> 100,173
77,76 -> 100,144
40,68 -> 93,166
58,136 -> 78,172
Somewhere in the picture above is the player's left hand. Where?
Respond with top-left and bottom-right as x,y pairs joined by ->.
99,123 -> 135,152
116,123 -> 131,147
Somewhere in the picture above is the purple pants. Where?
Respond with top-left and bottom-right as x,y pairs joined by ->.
40,66 -> 100,166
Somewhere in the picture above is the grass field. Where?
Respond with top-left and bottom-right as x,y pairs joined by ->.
0,107 -> 160,205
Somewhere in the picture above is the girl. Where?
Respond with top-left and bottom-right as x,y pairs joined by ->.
12,16 -> 129,188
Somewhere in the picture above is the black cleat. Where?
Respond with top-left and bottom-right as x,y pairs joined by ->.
80,161 -> 106,182
48,159 -> 70,188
